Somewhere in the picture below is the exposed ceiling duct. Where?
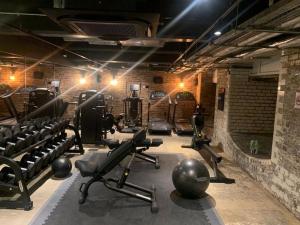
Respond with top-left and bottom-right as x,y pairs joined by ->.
171,0 -> 300,73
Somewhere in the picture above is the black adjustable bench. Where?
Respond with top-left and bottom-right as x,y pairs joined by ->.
104,137 -> 163,169
75,129 -> 158,213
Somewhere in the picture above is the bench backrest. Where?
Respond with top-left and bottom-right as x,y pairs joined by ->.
97,129 -> 146,175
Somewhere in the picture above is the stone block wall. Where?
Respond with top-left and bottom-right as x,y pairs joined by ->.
212,50 -> 300,219
229,68 -> 278,134
213,68 -> 230,150
0,66 -> 197,124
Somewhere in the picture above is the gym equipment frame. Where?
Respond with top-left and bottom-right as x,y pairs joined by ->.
0,123 -> 83,210
75,130 -> 158,213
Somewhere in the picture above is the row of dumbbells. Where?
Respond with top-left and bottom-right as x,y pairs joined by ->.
0,118 -> 70,157
0,134 -> 75,185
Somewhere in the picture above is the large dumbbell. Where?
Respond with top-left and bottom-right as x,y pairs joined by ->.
32,147 -> 51,168
0,141 -> 15,157
21,125 -> 41,144
20,153 -> 43,177
12,125 -> 34,147
1,127 -> 27,151
42,120 -> 60,134
0,167 -> 27,185
0,131 -> 16,156
0,156 -> 38,183
2,136 -> 26,153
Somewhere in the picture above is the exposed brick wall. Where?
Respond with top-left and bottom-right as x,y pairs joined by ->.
229,68 -> 278,134
198,70 -> 216,129
0,66 -> 197,124
212,52 -> 300,219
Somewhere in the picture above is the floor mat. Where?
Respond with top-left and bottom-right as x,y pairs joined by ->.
30,153 -> 224,225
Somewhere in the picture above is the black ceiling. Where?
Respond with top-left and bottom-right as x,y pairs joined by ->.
0,0 -> 274,71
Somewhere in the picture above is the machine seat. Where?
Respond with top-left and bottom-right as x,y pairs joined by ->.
75,160 -> 98,177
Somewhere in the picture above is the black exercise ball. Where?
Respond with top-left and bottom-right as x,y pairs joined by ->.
52,157 -> 72,178
172,159 -> 210,198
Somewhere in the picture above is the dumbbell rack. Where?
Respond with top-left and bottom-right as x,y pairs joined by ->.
0,124 -> 84,210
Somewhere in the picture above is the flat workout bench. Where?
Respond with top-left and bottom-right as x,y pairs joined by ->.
104,137 -> 163,169
75,129 -> 158,213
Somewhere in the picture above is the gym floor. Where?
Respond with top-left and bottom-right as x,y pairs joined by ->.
0,132 -> 298,225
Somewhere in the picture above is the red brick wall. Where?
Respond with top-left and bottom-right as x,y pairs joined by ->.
0,66 -> 198,124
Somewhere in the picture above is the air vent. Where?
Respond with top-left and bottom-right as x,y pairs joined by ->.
41,9 -> 160,40
64,19 -> 150,40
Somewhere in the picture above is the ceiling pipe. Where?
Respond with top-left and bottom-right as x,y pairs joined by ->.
0,12 -> 46,17
170,0 -> 248,69
238,27 -> 300,35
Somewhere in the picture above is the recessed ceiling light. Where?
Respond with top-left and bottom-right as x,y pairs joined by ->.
214,31 -> 222,36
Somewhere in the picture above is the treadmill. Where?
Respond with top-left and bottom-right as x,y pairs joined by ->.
172,91 -> 196,135
147,91 -> 172,135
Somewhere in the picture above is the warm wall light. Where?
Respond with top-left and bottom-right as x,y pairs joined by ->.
179,82 -> 185,88
79,77 -> 86,84
80,70 -> 86,85
110,72 -> 118,86
9,75 -> 15,81
110,79 -> 118,86
10,66 -> 16,81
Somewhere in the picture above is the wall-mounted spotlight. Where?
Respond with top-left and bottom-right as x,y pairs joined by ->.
179,77 -> 185,88
9,66 -> 16,81
9,75 -> 16,81
110,73 -> 118,86
80,71 -> 86,85
214,31 -> 222,36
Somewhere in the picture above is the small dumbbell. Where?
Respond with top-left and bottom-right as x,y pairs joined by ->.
40,145 -> 57,162
44,143 -> 61,159
32,148 -> 51,168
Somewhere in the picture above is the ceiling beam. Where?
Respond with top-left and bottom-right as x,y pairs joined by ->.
238,27 -> 300,35
68,47 -> 182,55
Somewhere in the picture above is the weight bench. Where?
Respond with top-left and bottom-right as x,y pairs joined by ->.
104,137 -> 163,169
75,129 -> 158,213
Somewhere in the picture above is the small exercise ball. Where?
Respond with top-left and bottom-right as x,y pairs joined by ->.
52,157 -> 72,178
172,159 -> 210,198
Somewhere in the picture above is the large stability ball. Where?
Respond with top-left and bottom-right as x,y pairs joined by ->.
172,159 -> 210,198
52,157 -> 72,178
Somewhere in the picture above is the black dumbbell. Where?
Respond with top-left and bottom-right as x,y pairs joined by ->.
52,138 -> 69,154
51,141 -> 65,157
32,148 -> 51,168
44,143 -> 60,160
20,153 -> 42,177
2,127 -> 27,151
0,167 -> 27,185
40,146 -> 57,162
5,136 -> 26,153
0,141 -> 15,157
24,125 -> 41,143
12,125 -> 34,147
42,121 -> 59,134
